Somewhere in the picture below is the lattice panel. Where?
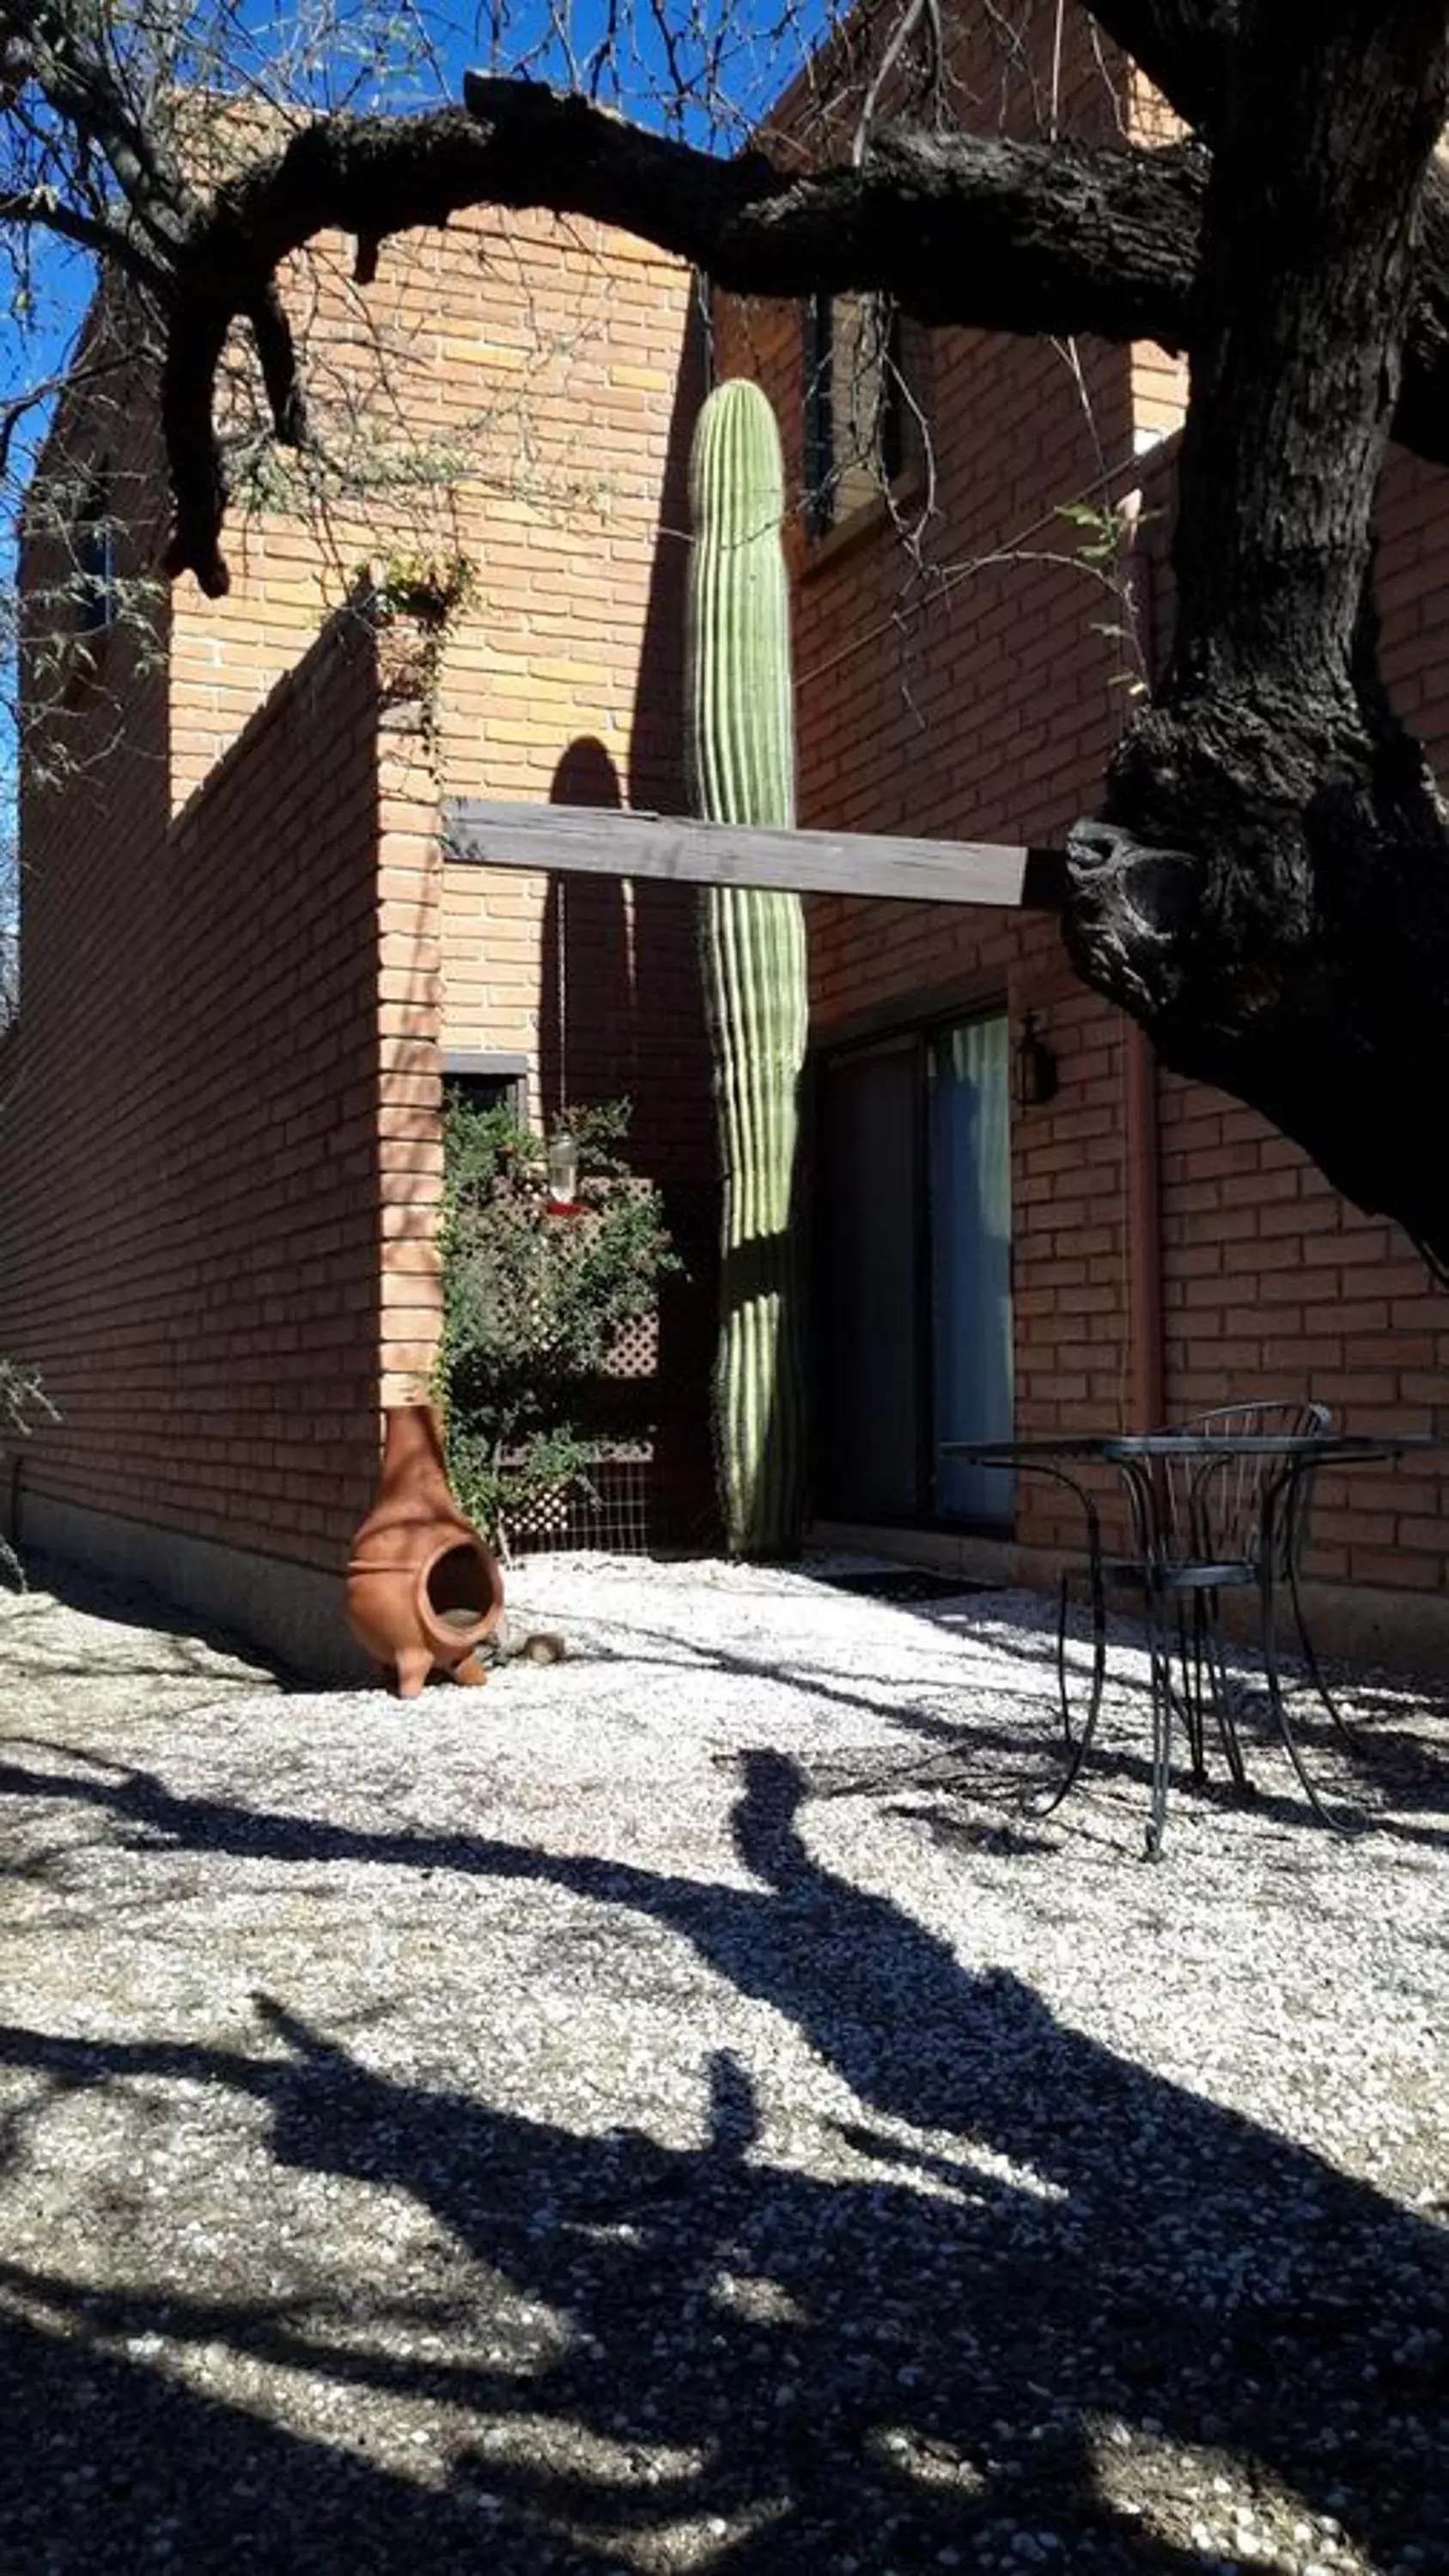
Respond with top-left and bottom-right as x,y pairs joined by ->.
509,1454 -> 655,1556
606,1304 -> 658,1381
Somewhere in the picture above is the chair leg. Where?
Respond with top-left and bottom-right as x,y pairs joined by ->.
1056,1567 -> 1106,1749
1176,1601 -> 1207,1783
1259,1569 -> 1358,1835
1288,1560 -> 1359,1750
1026,1714 -> 1099,1820
1202,1594 -> 1251,1798
1087,1550 -> 1107,1738
1056,1573 -> 1076,1746
1144,1603 -> 1173,1861
1029,1563 -> 1108,1819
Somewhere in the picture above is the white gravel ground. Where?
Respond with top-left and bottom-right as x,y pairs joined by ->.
0,1548 -> 1446,2576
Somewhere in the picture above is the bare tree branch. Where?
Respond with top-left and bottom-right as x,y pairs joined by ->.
0,178 -> 166,280
0,350 -> 127,477
7,4 -> 1449,615
0,0 -> 190,252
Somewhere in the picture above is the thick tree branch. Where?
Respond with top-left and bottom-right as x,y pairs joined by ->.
1174,4 -> 1446,689
1090,0 -> 1449,484
245,281 -> 307,449
161,88 -> 1209,590
455,73 -> 1194,323
148,56 -> 1449,597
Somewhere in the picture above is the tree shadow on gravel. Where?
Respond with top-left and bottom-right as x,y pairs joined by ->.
0,1552 -> 291,1686
507,1606 -> 1449,1847
0,1741 -> 1257,2122
0,1753 -> 1446,2571
0,1983 -> 1444,2575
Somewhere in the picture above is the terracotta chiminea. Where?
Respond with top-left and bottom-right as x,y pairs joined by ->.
345,1404 -> 505,1698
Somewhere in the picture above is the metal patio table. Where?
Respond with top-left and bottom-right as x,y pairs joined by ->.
942,1430 -> 1448,1856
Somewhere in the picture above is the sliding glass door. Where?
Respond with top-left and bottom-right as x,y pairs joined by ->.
814,1011 -> 1014,1527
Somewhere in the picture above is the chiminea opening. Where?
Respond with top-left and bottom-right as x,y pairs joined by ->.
426,1542 -> 495,1634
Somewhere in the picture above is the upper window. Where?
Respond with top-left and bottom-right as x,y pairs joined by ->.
804,294 -> 921,539
76,468 -> 119,635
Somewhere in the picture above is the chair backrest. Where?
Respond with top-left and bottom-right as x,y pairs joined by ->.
1162,1399 -> 1331,1575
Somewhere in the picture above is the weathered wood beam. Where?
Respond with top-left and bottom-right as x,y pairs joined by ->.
442,800 -> 1067,909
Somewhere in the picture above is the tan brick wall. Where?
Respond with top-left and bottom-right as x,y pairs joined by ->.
167,216 -> 696,795
15,16 -> 1445,1612
167,212 -> 705,1121
182,209 -> 717,1508
0,609 -> 409,1576
374,701 -> 447,1414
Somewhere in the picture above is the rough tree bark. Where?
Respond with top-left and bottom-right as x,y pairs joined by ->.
1066,0 -> 1449,1272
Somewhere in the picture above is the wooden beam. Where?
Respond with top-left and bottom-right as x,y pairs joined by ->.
443,800 -> 1067,909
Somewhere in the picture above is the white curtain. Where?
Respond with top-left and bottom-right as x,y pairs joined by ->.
930,1015 -> 1015,1522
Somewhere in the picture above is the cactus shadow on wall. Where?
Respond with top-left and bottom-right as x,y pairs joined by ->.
534,284 -> 717,1548
538,738 -> 633,1135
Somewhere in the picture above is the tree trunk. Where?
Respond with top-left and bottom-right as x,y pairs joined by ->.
1065,0 -> 1449,1274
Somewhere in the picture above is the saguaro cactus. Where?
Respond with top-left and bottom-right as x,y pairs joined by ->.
686,379 -> 807,1558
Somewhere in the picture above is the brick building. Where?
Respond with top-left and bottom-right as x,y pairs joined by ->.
2,10 -> 1446,1674
709,7 -> 1449,1665
0,209 -> 716,1674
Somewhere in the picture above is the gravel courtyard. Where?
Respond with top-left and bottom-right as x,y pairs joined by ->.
1,1550 -> 1445,2576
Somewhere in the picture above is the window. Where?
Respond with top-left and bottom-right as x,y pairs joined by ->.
76,467 -> 119,635
442,1052 -> 527,1118
804,293 -> 921,538
813,1012 -> 1014,1528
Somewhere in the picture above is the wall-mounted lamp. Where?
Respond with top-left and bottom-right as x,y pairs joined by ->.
1015,1011 -> 1058,1111
545,1127 -> 580,1213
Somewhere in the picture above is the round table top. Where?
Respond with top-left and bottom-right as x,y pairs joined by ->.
939,1430 -> 1449,1464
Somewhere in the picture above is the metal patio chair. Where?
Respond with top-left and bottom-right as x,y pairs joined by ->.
1053,1398 -> 1353,1844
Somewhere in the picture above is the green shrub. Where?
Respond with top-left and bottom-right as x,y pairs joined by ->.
437,1095 -> 679,1558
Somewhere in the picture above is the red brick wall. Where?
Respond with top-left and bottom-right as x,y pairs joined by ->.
0,608 -> 411,1574
4,216 -> 718,1569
